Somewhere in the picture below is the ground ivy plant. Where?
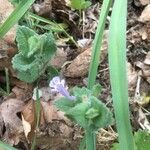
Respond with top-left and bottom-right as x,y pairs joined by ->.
12,26 -> 56,83
69,0 -> 91,10
49,76 -> 113,150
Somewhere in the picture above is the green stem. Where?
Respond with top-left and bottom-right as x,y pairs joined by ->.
108,0 -> 135,149
85,129 -> 96,150
87,0 -> 112,89
79,134 -> 86,150
0,0 -> 36,38
27,12 -> 78,47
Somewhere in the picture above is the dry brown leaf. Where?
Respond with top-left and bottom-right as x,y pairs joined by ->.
64,47 -> 91,77
64,46 -> 107,77
12,85 -> 33,102
139,0 -> 150,5
41,100 -> 71,125
144,51 -> 150,65
40,87 -> 53,101
50,48 -> 67,69
59,123 -> 73,137
21,100 -> 45,142
41,100 -> 58,123
138,108 -> 150,131
0,99 -> 24,132
64,30 -> 108,77
139,4 -> 150,22
0,99 -> 24,145
33,0 -> 52,17
0,112 -> 4,137
22,114 -> 31,139
127,62 -> 138,89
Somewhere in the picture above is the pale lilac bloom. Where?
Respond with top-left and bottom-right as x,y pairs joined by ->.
49,76 -> 75,100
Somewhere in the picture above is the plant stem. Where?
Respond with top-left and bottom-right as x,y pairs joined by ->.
87,0 -> 112,89
27,12 -> 78,47
85,129 -> 96,150
108,0 -> 135,149
79,134 -> 86,150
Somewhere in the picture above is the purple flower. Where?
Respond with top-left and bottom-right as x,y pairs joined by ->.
49,76 -> 75,100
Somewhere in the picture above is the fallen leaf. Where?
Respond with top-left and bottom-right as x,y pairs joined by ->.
64,32 -> 108,77
50,48 -> 67,69
0,98 -> 24,145
64,47 -> 91,77
21,100 -> 45,142
41,100 -> 58,123
139,0 -> 150,5
59,123 -> 73,137
144,51 -> 150,65
0,99 -> 24,132
0,112 -> 4,137
127,62 -> 138,89
33,0 -> 52,17
139,4 -> 150,22
12,85 -> 33,102
138,108 -> 150,131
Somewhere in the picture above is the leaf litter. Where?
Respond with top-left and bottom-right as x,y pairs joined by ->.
0,0 -> 150,149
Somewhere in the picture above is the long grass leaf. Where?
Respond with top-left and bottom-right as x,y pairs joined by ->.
88,0 -> 112,89
0,0 -> 36,38
0,141 -> 17,150
108,0 -> 135,149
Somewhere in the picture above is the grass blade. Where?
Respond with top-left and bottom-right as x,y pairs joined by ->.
88,0 -> 112,89
0,141 -> 17,150
0,0 -> 36,38
108,0 -> 135,149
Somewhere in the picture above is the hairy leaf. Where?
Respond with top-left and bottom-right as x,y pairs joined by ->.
12,26 -> 56,83
70,0 -> 91,10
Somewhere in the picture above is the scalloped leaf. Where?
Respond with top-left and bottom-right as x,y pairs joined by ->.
54,97 -> 75,112
12,53 -> 41,83
12,26 -> 56,83
66,102 -> 89,128
89,96 -> 113,130
16,26 -> 37,57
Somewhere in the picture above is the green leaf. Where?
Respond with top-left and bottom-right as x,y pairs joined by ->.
70,0 -> 91,10
0,140 -> 17,150
66,102 -> 89,128
73,87 -> 91,99
85,108 -> 99,119
89,96 -> 113,130
9,0 -> 22,5
54,97 -> 75,112
16,26 -> 37,57
111,130 -> 150,150
41,32 -> 57,61
27,35 -> 40,57
12,26 -> 56,83
92,84 -> 102,98
46,66 -> 59,81
12,53 -> 41,83
134,130 -> 150,150
0,0 -> 36,38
